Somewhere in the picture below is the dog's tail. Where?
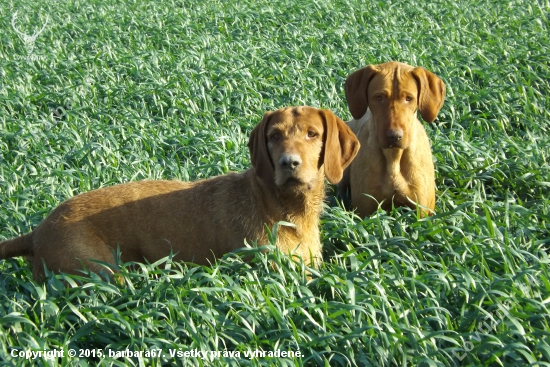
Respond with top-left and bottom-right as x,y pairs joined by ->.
0,233 -> 33,259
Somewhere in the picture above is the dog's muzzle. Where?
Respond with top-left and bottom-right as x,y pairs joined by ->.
279,154 -> 302,171
387,129 -> 403,144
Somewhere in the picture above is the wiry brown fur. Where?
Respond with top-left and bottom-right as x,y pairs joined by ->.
339,61 -> 445,217
0,106 -> 359,281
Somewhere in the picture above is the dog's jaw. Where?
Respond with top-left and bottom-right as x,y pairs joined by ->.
275,172 -> 319,193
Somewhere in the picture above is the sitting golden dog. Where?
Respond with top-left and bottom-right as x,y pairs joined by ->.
0,106 -> 359,281
339,61 -> 446,217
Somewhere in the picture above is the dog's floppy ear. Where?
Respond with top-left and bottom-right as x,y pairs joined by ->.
248,111 -> 275,184
320,109 -> 360,184
411,67 -> 446,123
344,65 -> 379,120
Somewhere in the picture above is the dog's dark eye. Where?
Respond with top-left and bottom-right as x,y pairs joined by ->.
374,95 -> 383,102
307,131 -> 318,139
271,133 -> 281,140
405,96 -> 413,102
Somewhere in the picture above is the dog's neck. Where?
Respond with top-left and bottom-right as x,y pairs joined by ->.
249,172 -> 323,254
255,173 -> 324,221
382,148 -> 405,177
277,175 -> 325,218
358,109 -> 372,125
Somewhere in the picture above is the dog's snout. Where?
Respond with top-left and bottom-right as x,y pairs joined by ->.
387,129 -> 403,143
279,154 -> 302,170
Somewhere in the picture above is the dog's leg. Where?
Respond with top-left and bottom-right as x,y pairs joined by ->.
32,224 -> 119,282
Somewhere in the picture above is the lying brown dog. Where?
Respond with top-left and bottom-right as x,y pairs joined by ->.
339,61 -> 445,217
0,106 -> 359,281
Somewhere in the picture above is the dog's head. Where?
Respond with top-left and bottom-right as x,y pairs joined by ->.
248,106 -> 359,191
345,61 -> 445,149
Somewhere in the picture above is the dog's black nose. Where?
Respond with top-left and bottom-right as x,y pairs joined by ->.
387,129 -> 403,143
279,154 -> 302,170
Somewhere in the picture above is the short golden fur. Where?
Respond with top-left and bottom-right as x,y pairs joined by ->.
0,106 -> 359,281
339,61 -> 445,217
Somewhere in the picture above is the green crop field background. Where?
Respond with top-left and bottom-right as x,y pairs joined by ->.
0,0 -> 549,365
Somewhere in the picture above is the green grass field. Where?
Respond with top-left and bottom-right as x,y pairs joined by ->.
1,0 -> 549,365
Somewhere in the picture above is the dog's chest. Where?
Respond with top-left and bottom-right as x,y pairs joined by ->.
381,171 -> 408,197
